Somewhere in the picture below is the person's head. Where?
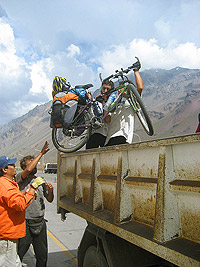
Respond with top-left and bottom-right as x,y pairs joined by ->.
0,156 -> 17,179
101,80 -> 114,95
20,155 -> 37,175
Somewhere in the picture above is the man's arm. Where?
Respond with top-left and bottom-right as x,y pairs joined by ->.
134,71 -> 143,96
21,141 -> 50,179
2,183 -> 35,211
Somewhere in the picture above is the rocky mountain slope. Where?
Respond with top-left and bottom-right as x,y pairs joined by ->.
0,67 -> 199,164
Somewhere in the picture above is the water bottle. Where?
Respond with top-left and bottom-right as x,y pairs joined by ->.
103,91 -> 118,111
93,101 -> 103,117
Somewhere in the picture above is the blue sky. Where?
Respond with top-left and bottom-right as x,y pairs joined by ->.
0,0 -> 200,125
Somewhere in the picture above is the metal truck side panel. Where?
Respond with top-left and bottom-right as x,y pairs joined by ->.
57,134 -> 200,267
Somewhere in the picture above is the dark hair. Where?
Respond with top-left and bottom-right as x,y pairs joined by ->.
0,166 -> 8,176
101,80 -> 114,95
102,79 -> 114,88
20,155 -> 34,170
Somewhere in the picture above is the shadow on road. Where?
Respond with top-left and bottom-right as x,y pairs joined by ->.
23,248 -> 78,267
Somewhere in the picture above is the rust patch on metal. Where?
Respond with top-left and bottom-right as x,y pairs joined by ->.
72,160 -> 77,204
72,160 -> 82,204
102,187 -> 116,212
174,167 -> 200,180
181,210 -> 200,243
100,165 -> 117,176
66,183 -> 73,198
114,156 -> 122,224
153,152 -> 166,243
80,166 -> 92,174
90,159 -> 96,212
131,194 -> 156,226
82,184 -> 90,204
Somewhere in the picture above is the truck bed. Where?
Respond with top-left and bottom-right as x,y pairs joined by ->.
57,134 -> 200,267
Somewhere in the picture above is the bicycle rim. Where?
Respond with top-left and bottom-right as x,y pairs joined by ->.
128,84 -> 154,136
52,111 -> 91,153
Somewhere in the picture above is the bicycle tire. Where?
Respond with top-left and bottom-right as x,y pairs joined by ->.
128,84 -> 154,136
52,110 -> 92,153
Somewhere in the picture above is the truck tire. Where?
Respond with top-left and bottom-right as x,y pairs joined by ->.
83,246 -> 108,267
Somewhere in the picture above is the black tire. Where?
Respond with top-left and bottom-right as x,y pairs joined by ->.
128,84 -> 154,136
83,246 -> 108,267
52,110 -> 91,153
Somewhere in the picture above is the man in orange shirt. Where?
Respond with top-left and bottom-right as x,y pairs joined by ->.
0,156 -> 46,267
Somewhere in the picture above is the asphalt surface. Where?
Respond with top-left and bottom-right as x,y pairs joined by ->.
21,172 -> 87,267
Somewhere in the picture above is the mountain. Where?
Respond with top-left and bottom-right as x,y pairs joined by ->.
135,67 -> 200,140
0,67 -> 199,165
0,102 -> 57,165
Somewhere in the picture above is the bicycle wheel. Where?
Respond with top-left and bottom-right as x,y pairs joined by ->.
127,84 -> 154,136
52,110 -> 91,153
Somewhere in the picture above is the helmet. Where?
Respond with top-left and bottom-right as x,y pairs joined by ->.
52,76 -> 71,97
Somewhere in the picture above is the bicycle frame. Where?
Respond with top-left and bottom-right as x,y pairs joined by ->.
107,82 -> 138,113
71,98 -> 107,130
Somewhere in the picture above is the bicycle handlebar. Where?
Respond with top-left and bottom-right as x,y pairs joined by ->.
102,56 -> 140,83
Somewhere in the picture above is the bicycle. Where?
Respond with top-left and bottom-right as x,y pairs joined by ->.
51,57 -> 154,153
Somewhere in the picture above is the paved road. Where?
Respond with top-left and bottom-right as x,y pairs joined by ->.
22,172 -> 87,267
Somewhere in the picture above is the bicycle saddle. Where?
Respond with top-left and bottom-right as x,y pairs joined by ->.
75,84 -> 93,89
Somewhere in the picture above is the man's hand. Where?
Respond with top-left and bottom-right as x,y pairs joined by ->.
45,182 -> 54,202
45,182 -> 54,193
40,141 -> 50,155
31,177 -> 46,189
86,91 -> 91,99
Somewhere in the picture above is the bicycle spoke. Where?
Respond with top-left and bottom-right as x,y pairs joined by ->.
128,84 -> 154,136
52,111 -> 91,153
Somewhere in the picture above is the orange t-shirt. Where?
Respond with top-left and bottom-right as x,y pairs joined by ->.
0,176 -> 34,240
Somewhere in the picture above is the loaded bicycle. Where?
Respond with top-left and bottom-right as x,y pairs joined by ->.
51,57 -> 154,153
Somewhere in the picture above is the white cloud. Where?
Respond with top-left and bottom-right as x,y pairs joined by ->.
67,44 -> 80,57
97,39 -> 200,77
28,48 -> 97,100
0,18 -> 50,125
0,18 -> 26,79
0,18 -> 15,52
29,59 -> 53,98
